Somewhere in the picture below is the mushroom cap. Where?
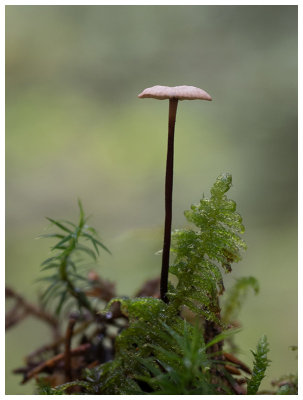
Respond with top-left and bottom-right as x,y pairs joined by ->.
138,85 -> 212,101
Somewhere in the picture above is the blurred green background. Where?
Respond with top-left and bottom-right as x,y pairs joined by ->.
5,5 -> 297,394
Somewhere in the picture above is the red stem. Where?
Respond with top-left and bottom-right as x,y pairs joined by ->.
160,98 -> 178,303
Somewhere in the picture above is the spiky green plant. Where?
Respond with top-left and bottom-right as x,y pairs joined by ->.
134,321 -> 240,395
247,335 -> 271,395
38,200 -> 111,315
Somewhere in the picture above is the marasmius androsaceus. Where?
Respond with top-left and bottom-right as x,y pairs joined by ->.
138,85 -> 212,303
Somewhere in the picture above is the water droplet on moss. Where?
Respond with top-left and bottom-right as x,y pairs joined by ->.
105,311 -> 113,319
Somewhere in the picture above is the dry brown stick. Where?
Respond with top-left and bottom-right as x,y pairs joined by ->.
22,343 -> 91,384
24,308 -> 124,365
6,286 -> 58,330
224,364 -> 241,375
64,318 -> 76,381
223,352 -> 251,374
25,320 -> 93,363
6,309 -> 28,330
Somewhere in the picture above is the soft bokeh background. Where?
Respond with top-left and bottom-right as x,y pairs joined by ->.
6,5 -> 297,395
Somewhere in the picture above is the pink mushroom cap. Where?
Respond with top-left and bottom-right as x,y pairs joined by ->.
138,85 -> 212,101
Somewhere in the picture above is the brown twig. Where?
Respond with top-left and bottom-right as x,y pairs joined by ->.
21,343 -> 91,383
25,320 -> 93,363
223,352 -> 251,374
64,318 -> 76,381
224,364 -> 241,375
6,286 -> 58,331
6,308 -> 28,329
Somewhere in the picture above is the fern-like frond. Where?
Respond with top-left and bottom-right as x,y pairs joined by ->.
247,335 -> 271,395
103,297 -> 185,362
168,173 -> 247,324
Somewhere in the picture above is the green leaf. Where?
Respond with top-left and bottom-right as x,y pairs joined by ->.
41,256 -> 60,266
41,280 -> 62,304
55,290 -> 68,315
78,199 -> 85,228
205,328 -> 241,350
67,259 -> 77,271
37,233 -> 65,239
40,263 -> 60,272
75,244 -> 97,260
35,275 -> 58,283
82,232 -> 111,255
70,272 -> 87,281
86,226 -> 98,235
45,217 -> 73,233
51,234 -> 74,250
60,219 -> 77,228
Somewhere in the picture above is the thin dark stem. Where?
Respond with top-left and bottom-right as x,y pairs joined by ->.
160,98 -> 178,303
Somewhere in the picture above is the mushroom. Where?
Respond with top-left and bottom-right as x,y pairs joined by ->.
138,85 -> 212,303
